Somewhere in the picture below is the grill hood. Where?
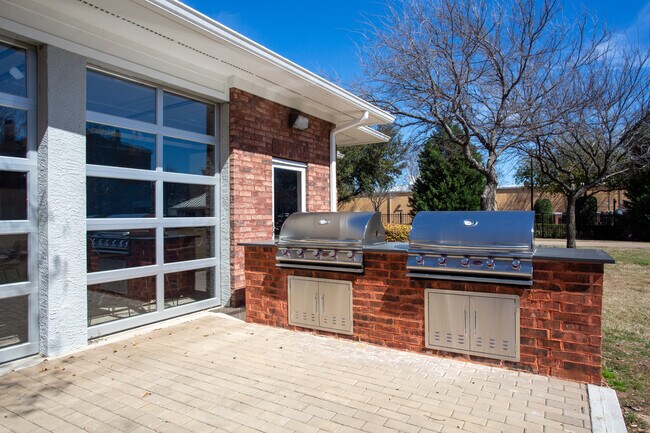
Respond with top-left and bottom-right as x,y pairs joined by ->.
277,211 -> 386,249
409,211 -> 535,257
407,211 -> 536,286
275,211 -> 385,273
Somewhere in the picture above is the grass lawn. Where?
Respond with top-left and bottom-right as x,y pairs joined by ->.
602,248 -> 650,432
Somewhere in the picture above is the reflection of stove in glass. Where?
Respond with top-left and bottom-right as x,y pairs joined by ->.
98,258 -> 127,294
89,231 -> 130,254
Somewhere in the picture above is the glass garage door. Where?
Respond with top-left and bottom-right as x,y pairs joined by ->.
85,68 -> 222,338
0,39 -> 39,363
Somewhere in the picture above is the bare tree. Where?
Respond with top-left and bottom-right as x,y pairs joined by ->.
368,186 -> 391,212
405,150 -> 420,186
525,48 -> 650,247
358,0 -> 604,210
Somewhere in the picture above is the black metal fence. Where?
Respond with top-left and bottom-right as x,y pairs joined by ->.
534,212 -> 627,239
381,213 -> 414,225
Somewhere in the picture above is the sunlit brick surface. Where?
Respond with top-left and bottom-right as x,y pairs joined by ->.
246,246 -> 604,384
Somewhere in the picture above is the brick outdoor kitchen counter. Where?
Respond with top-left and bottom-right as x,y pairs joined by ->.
241,242 -> 614,384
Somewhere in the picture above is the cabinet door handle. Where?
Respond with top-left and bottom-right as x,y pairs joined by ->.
464,310 -> 467,335
313,293 -> 318,314
474,311 -> 477,336
320,294 -> 325,314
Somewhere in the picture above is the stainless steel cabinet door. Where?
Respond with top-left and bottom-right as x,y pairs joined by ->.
470,295 -> 518,359
288,278 -> 319,328
426,291 -> 470,352
318,281 -> 353,334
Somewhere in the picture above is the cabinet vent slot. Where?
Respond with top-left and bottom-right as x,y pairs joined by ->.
502,340 -> 510,351
458,335 -> 465,344
488,338 -> 496,349
433,331 -> 440,341
445,332 -> 453,343
475,336 -> 483,347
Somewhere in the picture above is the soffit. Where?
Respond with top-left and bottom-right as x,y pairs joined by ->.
0,0 -> 394,137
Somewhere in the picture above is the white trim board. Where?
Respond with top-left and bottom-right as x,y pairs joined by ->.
588,384 -> 628,433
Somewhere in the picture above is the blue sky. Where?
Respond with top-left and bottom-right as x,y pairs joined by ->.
186,0 -> 650,84
185,0 -> 650,185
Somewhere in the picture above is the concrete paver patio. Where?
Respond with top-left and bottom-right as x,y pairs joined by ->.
0,312 -> 591,433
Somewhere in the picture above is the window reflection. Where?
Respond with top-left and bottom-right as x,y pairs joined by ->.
274,168 -> 301,236
0,42 -> 27,97
164,267 -> 214,308
87,276 -> 156,326
87,177 -> 155,218
0,106 -> 27,158
163,136 -> 214,176
0,234 -> 28,284
87,123 -> 155,170
163,183 -> 214,217
0,171 -> 27,220
164,227 -> 214,263
86,70 -> 156,123
163,92 -> 215,135
87,229 -> 156,272
0,296 -> 29,348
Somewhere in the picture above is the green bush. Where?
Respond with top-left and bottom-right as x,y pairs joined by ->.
577,195 -> 598,238
384,223 -> 411,242
534,197 -> 553,215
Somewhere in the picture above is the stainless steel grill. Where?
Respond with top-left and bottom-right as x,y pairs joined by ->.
407,211 -> 536,286
89,232 -> 130,254
276,211 -> 386,273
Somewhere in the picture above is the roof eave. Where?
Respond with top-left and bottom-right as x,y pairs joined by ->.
143,0 -> 395,125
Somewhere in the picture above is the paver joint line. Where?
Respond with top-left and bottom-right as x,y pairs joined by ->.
0,314 -> 592,433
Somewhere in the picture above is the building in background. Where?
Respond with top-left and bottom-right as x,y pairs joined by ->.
339,187 -> 627,219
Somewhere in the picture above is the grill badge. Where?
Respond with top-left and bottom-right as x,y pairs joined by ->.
463,219 -> 478,227
318,219 -> 330,225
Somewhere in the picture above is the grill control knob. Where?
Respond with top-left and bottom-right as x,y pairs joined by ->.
437,257 -> 446,266
280,248 -> 289,256
313,249 -> 320,258
461,257 -> 470,267
296,249 -> 304,257
346,251 -> 355,259
486,259 -> 495,269
512,259 -> 521,270
330,250 -> 338,260
415,254 -> 424,264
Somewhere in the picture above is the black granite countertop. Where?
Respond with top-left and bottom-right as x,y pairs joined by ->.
238,240 -> 276,247
533,247 -> 615,264
238,241 -> 615,264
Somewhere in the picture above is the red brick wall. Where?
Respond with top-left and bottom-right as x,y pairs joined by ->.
245,246 -> 604,384
229,89 -> 333,306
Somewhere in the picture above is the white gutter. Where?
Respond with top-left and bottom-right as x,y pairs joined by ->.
330,111 -> 370,211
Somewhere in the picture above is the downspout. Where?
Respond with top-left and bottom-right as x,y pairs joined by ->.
329,111 -> 370,211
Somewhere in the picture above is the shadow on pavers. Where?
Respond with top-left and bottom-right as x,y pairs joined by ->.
210,306 -> 246,321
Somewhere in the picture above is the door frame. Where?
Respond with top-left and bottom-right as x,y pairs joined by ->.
271,157 -> 306,236
0,36 -> 39,363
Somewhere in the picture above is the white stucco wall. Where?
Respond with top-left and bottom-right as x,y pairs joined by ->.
219,103 -> 231,306
37,45 -> 88,357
